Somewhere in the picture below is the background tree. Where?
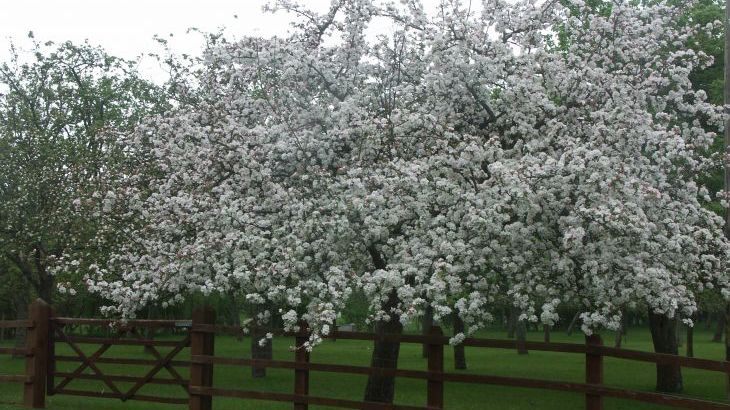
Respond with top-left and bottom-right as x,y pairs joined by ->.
0,36 -> 169,310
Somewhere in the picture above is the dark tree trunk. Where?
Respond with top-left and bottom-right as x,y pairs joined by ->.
676,320 -> 682,348
648,310 -> 683,393
13,292 -> 28,358
227,294 -> 242,341
543,324 -> 550,343
566,311 -> 580,336
143,305 -> 156,354
686,323 -> 694,358
363,289 -> 403,404
615,313 -> 626,348
516,318 -> 528,355
37,276 -> 53,307
507,306 -> 518,339
713,313 -> 725,343
421,304 -> 433,358
251,325 -> 273,378
453,313 -> 467,370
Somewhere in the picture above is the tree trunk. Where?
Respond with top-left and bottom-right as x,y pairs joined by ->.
453,313 -> 467,370
648,310 -> 683,393
143,305 -> 156,354
566,311 -> 580,336
251,325 -> 273,378
13,291 -> 28,358
37,276 -> 53,307
516,318 -> 528,355
615,313 -> 626,348
507,306 -> 518,339
676,320 -> 682,348
421,304 -> 433,358
714,313 -> 725,343
543,324 -> 550,344
228,295 -> 242,341
363,289 -> 403,404
687,314 -> 697,357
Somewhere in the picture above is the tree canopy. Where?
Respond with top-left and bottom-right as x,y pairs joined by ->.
59,0 -> 729,349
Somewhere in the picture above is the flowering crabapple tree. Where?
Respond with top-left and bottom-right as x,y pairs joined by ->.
72,0 -> 730,400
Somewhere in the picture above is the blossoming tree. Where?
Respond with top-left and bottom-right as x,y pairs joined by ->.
74,0 -> 730,400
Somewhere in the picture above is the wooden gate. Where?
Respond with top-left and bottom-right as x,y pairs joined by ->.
49,317 -> 191,405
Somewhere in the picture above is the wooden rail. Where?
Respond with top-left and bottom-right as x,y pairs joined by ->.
0,320 -> 32,329
2,305 -> 730,409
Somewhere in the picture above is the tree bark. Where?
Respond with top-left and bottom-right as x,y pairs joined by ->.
507,306 -> 518,339
615,313 -> 626,348
566,311 -> 580,336
686,322 -> 694,358
228,295 -> 243,341
363,289 -> 403,404
516,317 -> 528,355
13,291 -> 28,358
36,274 -> 53,306
143,304 -> 154,346
251,325 -> 273,378
421,304 -> 433,358
453,313 -> 467,370
543,324 -> 550,344
713,313 -> 725,343
648,310 -> 683,393
706,312 -> 713,330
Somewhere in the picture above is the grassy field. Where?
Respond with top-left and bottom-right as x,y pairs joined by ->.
0,326 -> 727,410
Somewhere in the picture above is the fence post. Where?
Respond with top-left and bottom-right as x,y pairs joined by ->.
189,306 -> 215,410
585,334 -> 603,410
294,321 -> 310,410
24,299 -> 50,408
427,326 -> 444,409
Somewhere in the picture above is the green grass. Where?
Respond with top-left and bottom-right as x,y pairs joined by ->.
0,326 -> 727,410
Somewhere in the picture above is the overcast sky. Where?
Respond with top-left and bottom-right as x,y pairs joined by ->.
0,0 -> 472,80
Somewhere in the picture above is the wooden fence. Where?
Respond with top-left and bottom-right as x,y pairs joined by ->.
0,299 -> 50,408
1,299 -> 729,409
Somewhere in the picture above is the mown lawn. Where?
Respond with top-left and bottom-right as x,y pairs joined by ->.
0,326 -> 727,410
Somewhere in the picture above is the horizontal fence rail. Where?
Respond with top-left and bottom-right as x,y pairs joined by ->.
1,303 -> 730,409
52,317 -> 191,329
194,323 -> 730,374
0,320 -> 33,329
